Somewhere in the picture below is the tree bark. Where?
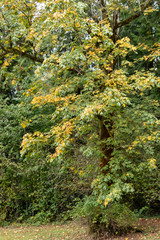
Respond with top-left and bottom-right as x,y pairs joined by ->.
115,0 -> 152,29
98,116 -> 113,171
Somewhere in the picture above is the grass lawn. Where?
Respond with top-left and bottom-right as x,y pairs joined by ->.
0,218 -> 159,240
0,222 -> 91,240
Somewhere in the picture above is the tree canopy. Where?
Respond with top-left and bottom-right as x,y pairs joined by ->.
0,0 -> 159,230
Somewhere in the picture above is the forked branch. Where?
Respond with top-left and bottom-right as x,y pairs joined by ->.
115,0 -> 152,29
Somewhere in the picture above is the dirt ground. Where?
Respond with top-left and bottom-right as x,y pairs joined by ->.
97,218 -> 160,240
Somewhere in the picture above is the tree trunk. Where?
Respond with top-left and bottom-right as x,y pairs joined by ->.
99,116 -> 113,171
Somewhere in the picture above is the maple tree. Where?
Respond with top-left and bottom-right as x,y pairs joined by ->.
0,0 -> 160,226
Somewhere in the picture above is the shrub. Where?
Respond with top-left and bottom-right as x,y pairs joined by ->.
74,195 -> 137,236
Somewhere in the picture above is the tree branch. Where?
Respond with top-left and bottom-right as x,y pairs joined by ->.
99,0 -> 112,25
0,42 -> 7,52
10,48 -> 44,63
115,0 -> 152,29
0,52 -> 7,58
0,42 -> 44,63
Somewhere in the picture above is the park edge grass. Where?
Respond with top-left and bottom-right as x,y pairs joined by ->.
0,218 -> 159,240
0,221 -> 91,240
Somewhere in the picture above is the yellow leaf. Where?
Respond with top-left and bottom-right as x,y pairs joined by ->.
104,198 -> 111,207
21,122 -> 27,128
12,80 -> 16,85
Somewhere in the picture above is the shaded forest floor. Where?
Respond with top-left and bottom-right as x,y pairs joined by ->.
0,218 -> 159,240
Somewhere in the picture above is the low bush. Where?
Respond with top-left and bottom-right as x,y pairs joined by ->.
73,195 -> 137,236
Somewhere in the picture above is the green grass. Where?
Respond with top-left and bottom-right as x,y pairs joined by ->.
0,218 -> 159,240
0,222 -> 90,240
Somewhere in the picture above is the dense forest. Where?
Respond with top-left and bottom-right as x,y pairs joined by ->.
0,0 -> 160,235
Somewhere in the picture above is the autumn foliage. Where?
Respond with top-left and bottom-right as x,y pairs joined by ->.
0,0 -> 159,231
